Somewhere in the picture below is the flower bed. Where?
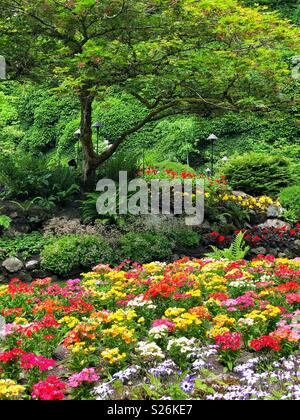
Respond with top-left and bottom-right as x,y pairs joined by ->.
0,257 -> 299,400
205,224 -> 300,257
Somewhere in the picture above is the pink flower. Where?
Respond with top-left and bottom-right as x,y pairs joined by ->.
20,353 -> 56,371
286,293 -> 300,304
68,368 -> 100,388
152,318 -> 176,332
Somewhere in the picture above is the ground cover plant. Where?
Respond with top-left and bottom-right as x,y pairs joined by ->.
0,256 -> 299,400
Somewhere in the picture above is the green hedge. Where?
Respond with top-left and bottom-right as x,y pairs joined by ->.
279,185 -> 300,222
117,232 -> 174,264
41,235 -> 113,275
221,153 -> 295,196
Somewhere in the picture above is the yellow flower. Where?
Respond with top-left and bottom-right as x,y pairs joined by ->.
188,289 -> 201,297
58,316 -> 80,329
0,285 -> 8,296
165,307 -> 186,318
107,309 -> 137,324
137,317 -> 145,324
0,379 -> 25,400
259,290 -> 275,297
70,342 -> 86,354
213,314 -> 235,326
207,326 -> 230,338
247,310 -> 267,322
14,317 -> 28,325
173,313 -> 202,330
262,305 -> 281,318
103,325 -> 136,344
101,348 -> 126,364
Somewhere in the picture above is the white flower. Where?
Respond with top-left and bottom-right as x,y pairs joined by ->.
149,325 -> 169,339
136,341 -> 165,360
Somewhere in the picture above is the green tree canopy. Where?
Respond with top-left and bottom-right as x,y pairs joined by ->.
0,0 -> 299,187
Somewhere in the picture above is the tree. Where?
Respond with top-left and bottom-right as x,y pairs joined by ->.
243,1 -> 300,23
0,0 -> 299,189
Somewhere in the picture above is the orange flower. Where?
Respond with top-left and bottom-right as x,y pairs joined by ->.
189,306 -> 211,319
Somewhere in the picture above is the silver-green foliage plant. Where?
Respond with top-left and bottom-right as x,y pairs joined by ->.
206,232 -> 250,261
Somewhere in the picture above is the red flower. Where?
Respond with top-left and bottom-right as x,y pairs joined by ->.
209,232 -> 219,237
32,376 -> 66,401
0,348 -> 26,363
215,332 -> 242,351
144,281 -> 176,299
250,336 -> 281,351
208,292 -> 229,301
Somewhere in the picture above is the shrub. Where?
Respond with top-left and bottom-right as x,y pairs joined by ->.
279,185 -> 300,222
167,229 -> 200,248
155,161 -> 196,175
220,153 -> 294,196
41,235 -> 113,275
0,215 -> 11,231
0,232 -> 47,260
206,232 -> 250,261
96,152 -> 140,183
117,232 -> 174,264
0,153 -> 80,201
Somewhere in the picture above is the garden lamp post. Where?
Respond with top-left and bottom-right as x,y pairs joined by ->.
205,167 -> 212,177
207,134 -> 218,177
74,129 -> 81,165
92,122 -> 102,154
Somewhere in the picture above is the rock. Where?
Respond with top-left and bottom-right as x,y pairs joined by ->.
2,257 -> 24,273
278,252 -> 287,258
0,248 -> 6,254
258,219 -> 291,230
267,205 -> 283,218
17,271 -> 33,283
269,248 -> 279,257
236,351 -> 254,366
295,240 -> 300,250
53,345 -> 70,361
232,191 -> 248,199
9,212 -> 18,219
25,260 -> 40,270
252,247 -> 267,255
200,220 -> 211,230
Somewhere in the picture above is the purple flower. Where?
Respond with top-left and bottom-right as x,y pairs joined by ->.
180,376 -> 195,394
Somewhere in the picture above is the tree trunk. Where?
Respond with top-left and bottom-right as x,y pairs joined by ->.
80,82 -> 97,191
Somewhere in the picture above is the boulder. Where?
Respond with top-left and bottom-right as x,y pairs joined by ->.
53,345 -> 70,361
232,191 -> 248,199
294,240 -> 300,251
267,205 -> 283,218
252,247 -> 267,255
2,257 -> 24,273
25,260 -> 40,270
258,219 -> 291,230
